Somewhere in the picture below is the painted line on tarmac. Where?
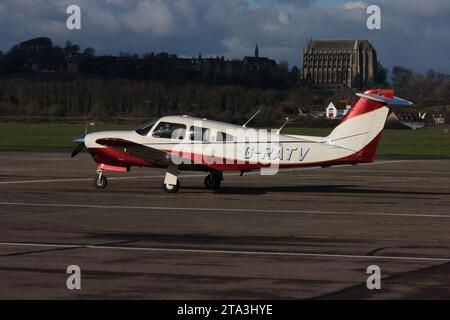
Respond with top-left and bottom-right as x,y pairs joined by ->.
0,160 -> 410,185
0,174 -> 204,185
0,201 -> 449,219
0,178 -> 93,184
0,241 -> 448,262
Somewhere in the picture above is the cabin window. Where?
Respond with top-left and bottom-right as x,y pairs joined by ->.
135,121 -> 156,136
189,126 -> 211,141
152,122 -> 186,139
216,131 -> 234,142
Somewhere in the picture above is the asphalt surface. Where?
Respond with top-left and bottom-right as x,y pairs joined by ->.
0,151 -> 449,299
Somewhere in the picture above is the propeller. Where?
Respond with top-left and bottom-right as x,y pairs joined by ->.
71,142 -> 85,158
71,135 -> 86,158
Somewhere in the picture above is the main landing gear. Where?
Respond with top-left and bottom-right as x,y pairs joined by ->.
162,167 -> 223,193
204,172 -> 223,190
163,165 -> 180,193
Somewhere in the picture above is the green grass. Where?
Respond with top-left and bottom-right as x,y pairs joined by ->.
0,123 -> 449,157
283,127 -> 450,157
0,123 -> 132,151
377,128 -> 450,157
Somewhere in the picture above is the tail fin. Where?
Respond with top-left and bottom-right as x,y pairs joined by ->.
326,89 -> 413,163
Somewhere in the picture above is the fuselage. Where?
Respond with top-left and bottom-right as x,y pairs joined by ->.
84,112 -> 385,172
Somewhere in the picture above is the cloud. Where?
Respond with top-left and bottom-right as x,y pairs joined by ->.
0,0 -> 449,73
258,0 -> 315,9
342,1 -> 367,10
278,11 -> 291,25
122,0 -> 176,35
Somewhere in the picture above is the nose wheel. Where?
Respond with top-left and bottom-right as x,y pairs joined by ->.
94,169 -> 108,189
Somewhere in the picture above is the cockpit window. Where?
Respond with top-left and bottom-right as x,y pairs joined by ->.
152,122 -> 186,139
189,126 -> 211,141
216,131 -> 235,142
135,121 -> 156,136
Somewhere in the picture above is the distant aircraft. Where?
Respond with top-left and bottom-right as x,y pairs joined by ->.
310,111 -> 325,119
71,89 -> 413,193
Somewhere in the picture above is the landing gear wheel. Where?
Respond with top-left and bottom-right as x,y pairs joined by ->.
162,180 -> 180,193
94,175 -> 108,189
204,174 -> 222,190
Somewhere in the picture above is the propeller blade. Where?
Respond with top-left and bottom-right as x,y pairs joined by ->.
71,142 -> 85,158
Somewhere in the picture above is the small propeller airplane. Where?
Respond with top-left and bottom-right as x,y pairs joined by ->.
71,89 -> 413,193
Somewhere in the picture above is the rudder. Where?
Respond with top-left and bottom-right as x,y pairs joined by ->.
326,89 -> 409,163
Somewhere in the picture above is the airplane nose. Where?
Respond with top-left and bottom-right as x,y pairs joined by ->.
71,134 -> 87,158
73,134 -> 86,143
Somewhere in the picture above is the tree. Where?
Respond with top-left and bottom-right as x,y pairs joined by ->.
83,47 -> 95,57
119,52 -> 138,59
392,66 -> 414,88
0,51 -> 4,72
279,60 -> 289,72
19,37 -> 52,50
64,41 -> 80,57
375,62 -> 388,85
425,69 -> 436,83
288,66 -> 300,86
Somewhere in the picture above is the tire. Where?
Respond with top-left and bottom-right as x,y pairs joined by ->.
94,175 -> 108,189
162,180 -> 180,193
204,174 -> 221,190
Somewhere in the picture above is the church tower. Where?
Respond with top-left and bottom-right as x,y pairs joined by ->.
254,44 -> 259,58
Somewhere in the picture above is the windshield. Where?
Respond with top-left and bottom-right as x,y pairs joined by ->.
135,121 -> 156,136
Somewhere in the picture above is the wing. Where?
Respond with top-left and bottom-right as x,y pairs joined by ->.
95,138 -> 218,171
95,138 -> 169,167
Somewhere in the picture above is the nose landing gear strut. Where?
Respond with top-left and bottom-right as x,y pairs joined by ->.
94,169 -> 108,189
94,164 -> 128,190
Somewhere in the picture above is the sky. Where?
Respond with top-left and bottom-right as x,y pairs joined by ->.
0,0 -> 449,74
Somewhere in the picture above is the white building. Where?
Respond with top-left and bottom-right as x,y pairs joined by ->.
325,102 -> 352,120
432,114 -> 446,125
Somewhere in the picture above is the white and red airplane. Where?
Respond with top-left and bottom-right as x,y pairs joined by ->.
71,89 -> 413,193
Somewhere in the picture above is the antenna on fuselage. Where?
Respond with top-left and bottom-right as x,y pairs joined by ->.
242,109 -> 261,128
276,117 -> 290,134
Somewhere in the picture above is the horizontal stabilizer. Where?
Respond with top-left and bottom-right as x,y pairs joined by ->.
356,93 -> 414,106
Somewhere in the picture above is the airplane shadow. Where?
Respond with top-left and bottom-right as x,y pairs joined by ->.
182,185 -> 450,196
